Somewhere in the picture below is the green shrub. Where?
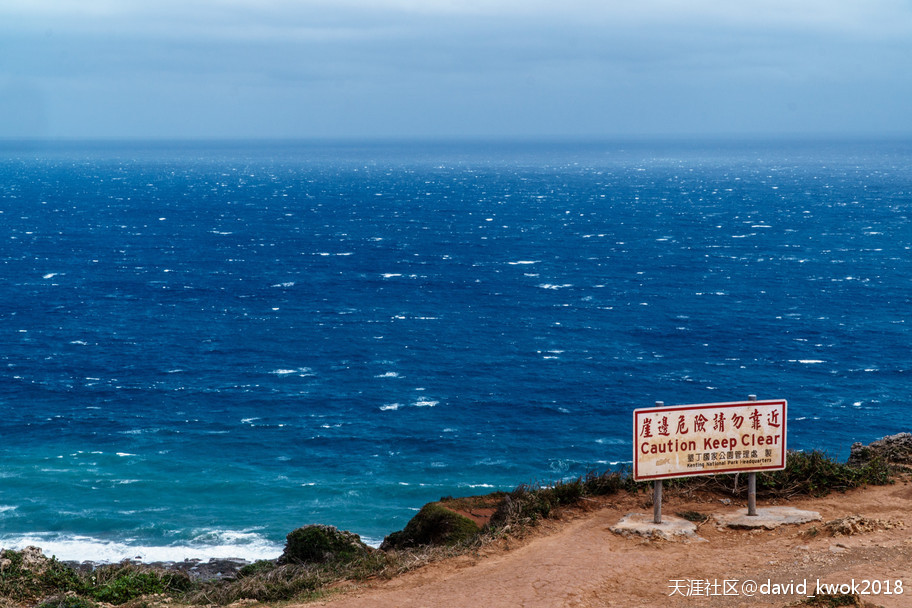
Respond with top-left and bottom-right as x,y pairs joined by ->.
581,470 -> 627,496
381,503 -> 480,550
756,450 -> 892,498
488,484 -> 554,529
281,525 -> 371,565
544,478 -> 584,505
627,450 -> 893,499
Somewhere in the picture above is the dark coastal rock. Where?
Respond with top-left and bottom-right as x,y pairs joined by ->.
380,502 -> 480,551
280,525 -> 372,565
163,557 -> 253,580
848,432 -> 912,467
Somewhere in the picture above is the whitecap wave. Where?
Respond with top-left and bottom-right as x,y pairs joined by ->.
537,283 -> 572,290
270,367 -> 313,376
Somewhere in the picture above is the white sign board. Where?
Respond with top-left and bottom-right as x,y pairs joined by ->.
633,399 -> 787,481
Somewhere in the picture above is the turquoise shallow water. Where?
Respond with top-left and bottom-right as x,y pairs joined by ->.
0,139 -> 909,561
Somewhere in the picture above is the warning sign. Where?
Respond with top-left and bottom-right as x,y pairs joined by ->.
633,399 -> 787,481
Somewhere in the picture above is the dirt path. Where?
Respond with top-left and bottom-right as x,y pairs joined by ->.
308,480 -> 912,608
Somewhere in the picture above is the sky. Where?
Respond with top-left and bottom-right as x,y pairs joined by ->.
1,0 -> 911,140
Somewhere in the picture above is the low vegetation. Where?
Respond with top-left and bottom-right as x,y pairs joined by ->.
281,525 -> 372,565
381,503 -> 480,550
648,450 -> 893,499
0,449 -> 897,607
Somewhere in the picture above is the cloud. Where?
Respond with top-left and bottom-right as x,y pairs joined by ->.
1,0 -> 909,138
6,0 -> 911,36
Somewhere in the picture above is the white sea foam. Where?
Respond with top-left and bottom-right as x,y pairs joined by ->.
379,403 -> 401,411
375,371 -> 400,378
508,260 -> 540,265
414,399 -> 438,407
0,530 -> 283,563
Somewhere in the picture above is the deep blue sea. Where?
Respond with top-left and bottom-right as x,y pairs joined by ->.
1,139 -> 909,562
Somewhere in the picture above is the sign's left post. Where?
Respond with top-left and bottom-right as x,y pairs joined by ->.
652,401 -> 664,524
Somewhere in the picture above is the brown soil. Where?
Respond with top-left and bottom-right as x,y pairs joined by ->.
305,478 -> 912,608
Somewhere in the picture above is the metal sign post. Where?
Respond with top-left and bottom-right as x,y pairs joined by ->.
653,401 -> 664,524
747,394 -> 758,516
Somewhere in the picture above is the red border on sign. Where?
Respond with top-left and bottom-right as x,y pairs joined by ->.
632,399 -> 787,481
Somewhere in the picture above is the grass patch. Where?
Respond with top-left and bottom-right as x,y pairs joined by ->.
489,470 -> 627,530
37,596 -> 96,608
0,549 -> 85,603
676,510 -> 709,523
88,563 -> 193,605
185,548 -> 455,605
186,563 -> 324,604
236,559 -> 278,578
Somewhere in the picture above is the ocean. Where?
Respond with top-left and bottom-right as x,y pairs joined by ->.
0,139 -> 909,562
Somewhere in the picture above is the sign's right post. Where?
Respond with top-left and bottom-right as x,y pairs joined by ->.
747,394 -> 758,516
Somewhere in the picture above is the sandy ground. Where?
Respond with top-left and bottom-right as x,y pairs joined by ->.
307,478 -> 912,608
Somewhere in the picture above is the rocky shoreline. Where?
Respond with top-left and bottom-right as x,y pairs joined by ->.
12,433 -> 912,589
